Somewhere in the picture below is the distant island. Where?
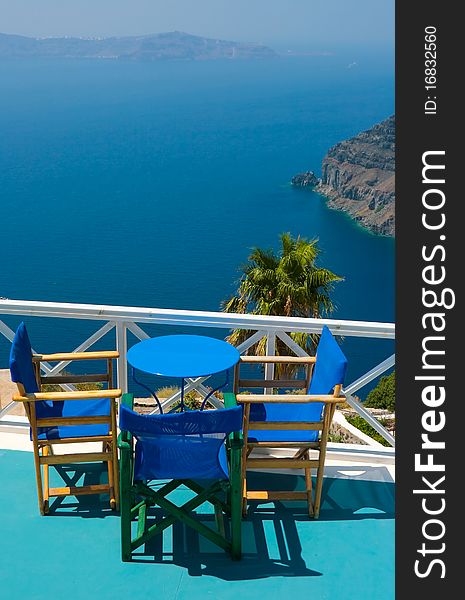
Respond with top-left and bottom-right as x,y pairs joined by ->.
292,116 -> 395,236
0,31 -> 276,61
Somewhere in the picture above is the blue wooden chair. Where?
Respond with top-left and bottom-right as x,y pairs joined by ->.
118,394 -> 243,561
232,325 -> 348,518
9,322 -> 121,514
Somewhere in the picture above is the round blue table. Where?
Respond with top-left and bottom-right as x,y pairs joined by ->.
127,334 -> 240,412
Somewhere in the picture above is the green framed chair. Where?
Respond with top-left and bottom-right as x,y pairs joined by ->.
118,393 -> 243,561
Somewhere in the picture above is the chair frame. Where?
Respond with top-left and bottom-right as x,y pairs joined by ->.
13,350 -> 121,515
233,355 -> 345,518
118,393 -> 243,561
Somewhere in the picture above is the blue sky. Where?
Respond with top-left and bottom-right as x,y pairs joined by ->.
0,0 -> 394,51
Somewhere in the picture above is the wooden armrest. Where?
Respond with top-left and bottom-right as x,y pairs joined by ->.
13,389 -> 122,402
240,356 -> 316,364
32,351 -> 119,362
236,394 -> 344,404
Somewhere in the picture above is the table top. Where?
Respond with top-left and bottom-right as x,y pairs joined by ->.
127,334 -> 240,378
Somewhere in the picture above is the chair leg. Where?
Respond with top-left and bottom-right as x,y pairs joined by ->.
313,466 -> 323,519
120,496 -> 132,561
105,435 -> 119,511
110,399 -> 120,510
304,451 -> 314,517
241,479 -> 248,517
314,440 -> 329,518
113,448 -> 120,511
32,443 -> 46,515
29,403 -> 47,515
314,410 -> 331,519
120,447 -> 133,561
107,456 -> 117,511
230,446 -> 242,560
42,445 -> 50,515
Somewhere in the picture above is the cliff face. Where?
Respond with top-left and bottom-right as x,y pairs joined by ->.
316,116 -> 395,236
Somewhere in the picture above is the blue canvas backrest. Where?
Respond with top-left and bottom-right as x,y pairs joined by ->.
120,404 -> 243,480
9,322 -> 40,394
9,322 -> 111,442
308,325 -> 348,396
293,325 -> 348,431
120,404 -> 242,440
247,326 -> 348,445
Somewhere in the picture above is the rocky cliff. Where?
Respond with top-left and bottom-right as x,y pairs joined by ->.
316,116 -> 395,235
292,116 -> 395,235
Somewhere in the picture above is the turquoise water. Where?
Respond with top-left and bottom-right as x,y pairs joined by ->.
0,56 -> 394,383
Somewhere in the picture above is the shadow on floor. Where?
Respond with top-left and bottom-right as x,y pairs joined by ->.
130,471 -> 394,579
134,508 -> 323,579
47,462 -> 117,517
44,463 -> 394,580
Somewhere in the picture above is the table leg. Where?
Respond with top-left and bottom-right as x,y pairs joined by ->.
131,367 -> 164,414
200,369 -> 230,410
180,378 -> 185,412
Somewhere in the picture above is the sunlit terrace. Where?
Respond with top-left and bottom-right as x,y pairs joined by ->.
0,298 -> 395,599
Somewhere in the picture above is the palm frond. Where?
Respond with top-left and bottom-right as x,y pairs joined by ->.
221,233 -> 343,369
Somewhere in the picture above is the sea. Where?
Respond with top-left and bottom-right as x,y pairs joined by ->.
0,53 -> 394,391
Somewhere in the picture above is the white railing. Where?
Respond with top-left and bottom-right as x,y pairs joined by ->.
0,299 -> 395,447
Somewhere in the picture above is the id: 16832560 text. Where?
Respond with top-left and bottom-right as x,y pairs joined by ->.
424,26 -> 438,115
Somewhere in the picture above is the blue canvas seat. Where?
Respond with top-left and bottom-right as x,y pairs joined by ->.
119,395 -> 243,561
231,325 -> 348,518
9,322 -> 121,514
34,398 -> 110,441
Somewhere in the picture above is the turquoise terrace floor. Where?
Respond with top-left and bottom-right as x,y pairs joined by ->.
0,449 -> 394,600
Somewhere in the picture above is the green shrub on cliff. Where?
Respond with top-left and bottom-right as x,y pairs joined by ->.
364,371 -> 395,411
345,414 -> 391,447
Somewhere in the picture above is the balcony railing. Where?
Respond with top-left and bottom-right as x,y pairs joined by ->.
0,299 -> 395,448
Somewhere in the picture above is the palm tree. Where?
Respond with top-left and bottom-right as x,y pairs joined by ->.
222,233 -> 343,373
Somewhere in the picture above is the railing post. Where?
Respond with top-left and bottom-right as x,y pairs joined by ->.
115,321 -> 128,394
264,330 -> 276,394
